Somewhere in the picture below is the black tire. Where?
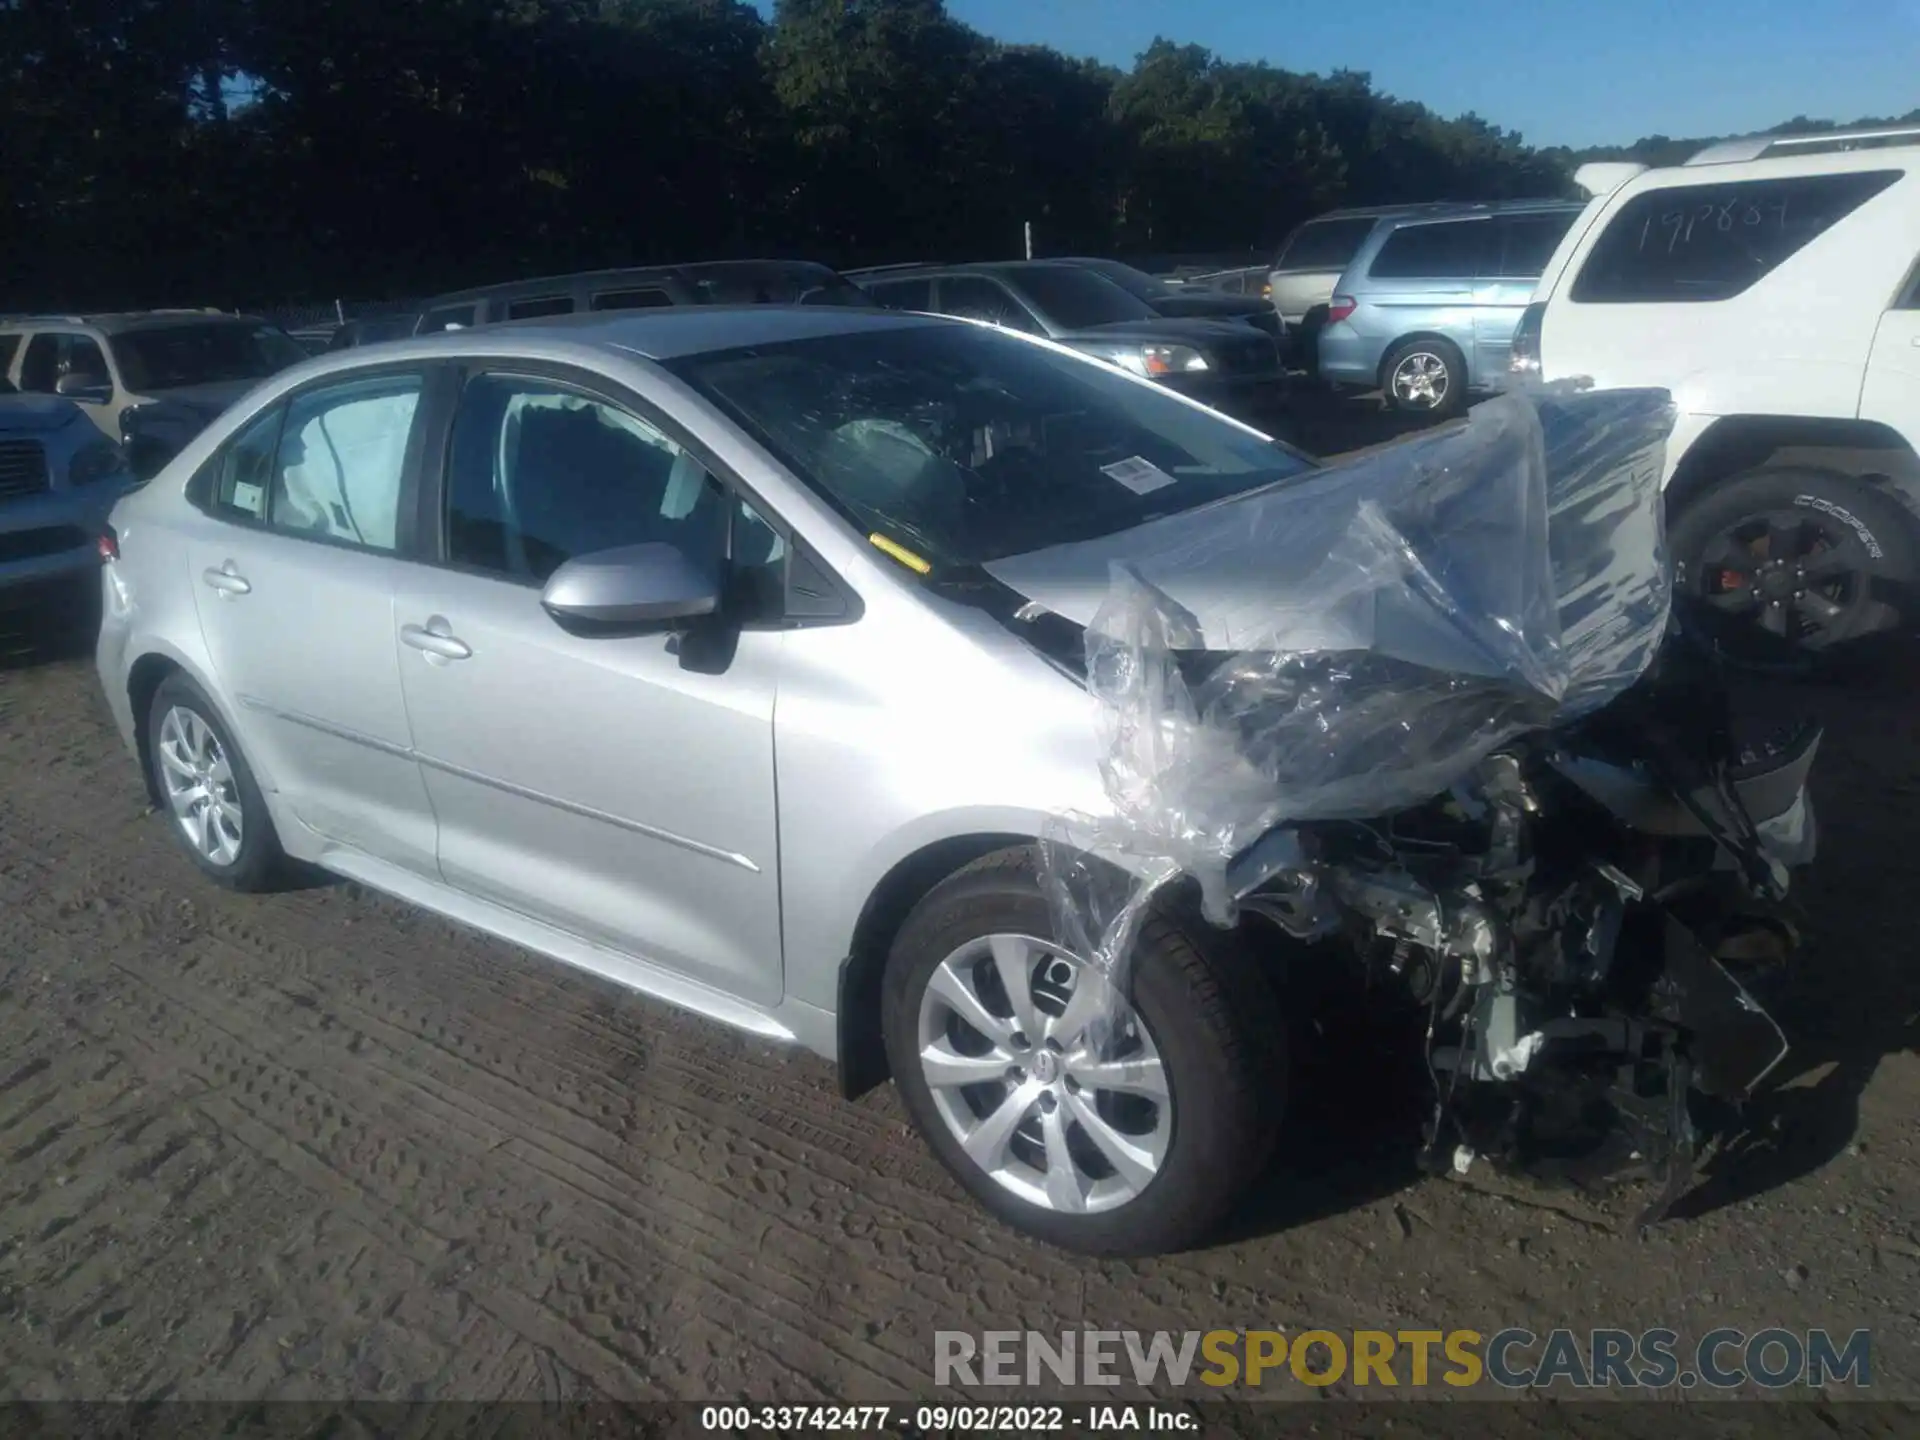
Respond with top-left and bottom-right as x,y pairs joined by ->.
1379,336 -> 1467,417
881,847 -> 1284,1256
144,673 -> 286,892
1669,468 -> 1920,671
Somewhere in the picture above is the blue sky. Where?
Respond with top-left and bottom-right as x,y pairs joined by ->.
789,0 -> 1914,149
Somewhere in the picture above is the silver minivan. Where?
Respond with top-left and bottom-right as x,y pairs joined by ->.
1316,201 -> 1584,415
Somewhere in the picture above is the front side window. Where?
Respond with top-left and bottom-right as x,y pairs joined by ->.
665,323 -> 1312,570
266,373 -> 423,551
1571,171 -> 1903,304
1368,220 -> 1495,280
442,374 -> 780,591
115,323 -> 305,391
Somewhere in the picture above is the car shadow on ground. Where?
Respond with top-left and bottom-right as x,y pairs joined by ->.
0,577 -> 100,674
1670,638 -> 1920,1218
1286,382 -> 1452,459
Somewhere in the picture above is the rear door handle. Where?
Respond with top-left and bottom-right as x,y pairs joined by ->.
201,564 -> 251,596
401,620 -> 472,662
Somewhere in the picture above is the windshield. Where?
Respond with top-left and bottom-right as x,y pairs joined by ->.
1072,259 -> 1177,303
1003,264 -> 1159,329
665,323 -> 1311,569
116,322 -> 308,391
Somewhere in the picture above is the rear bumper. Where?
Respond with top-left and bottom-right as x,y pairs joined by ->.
1317,326 -> 1385,388
0,482 -> 130,592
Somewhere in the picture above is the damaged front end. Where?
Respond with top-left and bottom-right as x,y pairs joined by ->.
1010,385 -> 1823,1228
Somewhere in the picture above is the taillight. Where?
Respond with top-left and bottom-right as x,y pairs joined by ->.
1509,301 -> 1546,377
1327,295 -> 1357,324
98,527 -> 119,562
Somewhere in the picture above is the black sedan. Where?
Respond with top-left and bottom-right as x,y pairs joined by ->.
848,261 -> 1289,426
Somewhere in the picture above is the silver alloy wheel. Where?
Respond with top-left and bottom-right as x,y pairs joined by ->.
156,705 -> 244,867
1390,350 -> 1451,409
916,933 -> 1171,1214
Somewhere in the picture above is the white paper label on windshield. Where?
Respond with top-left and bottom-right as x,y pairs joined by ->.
231,481 -> 265,517
1101,456 -> 1176,495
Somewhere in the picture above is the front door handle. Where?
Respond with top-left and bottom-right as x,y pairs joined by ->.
401,620 -> 472,662
202,563 -> 251,597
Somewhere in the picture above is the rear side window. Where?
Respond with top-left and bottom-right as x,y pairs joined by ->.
1491,212 -> 1579,278
1571,171 -> 1903,304
592,287 -> 674,311
1276,217 -> 1378,271
419,304 -> 478,333
864,278 -> 934,311
1368,220 -> 1495,280
0,334 -> 19,376
506,295 -> 574,320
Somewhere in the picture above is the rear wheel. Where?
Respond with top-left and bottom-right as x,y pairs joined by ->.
144,674 -> 286,891
881,848 -> 1283,1256
1381,336 -> 1466,416
1670,468 -> 1919,669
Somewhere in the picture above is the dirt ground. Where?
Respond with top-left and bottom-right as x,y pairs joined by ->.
2,397 -> 1918,1406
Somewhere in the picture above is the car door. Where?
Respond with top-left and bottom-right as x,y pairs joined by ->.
183,368 -> 441,876
390,366 -> 787,1006
1473,213 -> 1578,382
1860,260 -> 1920,433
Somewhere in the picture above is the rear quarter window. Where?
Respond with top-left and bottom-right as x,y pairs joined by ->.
0,334 -> 19,376
1276,217 -> 1379,271
1570,170 -> 1903,304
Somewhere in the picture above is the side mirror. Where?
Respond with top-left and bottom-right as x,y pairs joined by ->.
56,373 -> 111,404
540,541 -> 720,630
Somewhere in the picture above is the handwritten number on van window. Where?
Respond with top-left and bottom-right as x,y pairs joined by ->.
1638,194 -> 1791,253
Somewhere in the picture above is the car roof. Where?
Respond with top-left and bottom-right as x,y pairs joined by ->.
848,259 -> 1093,281
275,306 -> 945,377
0,310 -> 272,334
421,259 -> 845,307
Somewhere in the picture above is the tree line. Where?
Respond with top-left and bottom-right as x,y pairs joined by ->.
3,0 -> 1912,311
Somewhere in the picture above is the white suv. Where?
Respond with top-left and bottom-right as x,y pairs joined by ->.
1512,126 -> 1920,664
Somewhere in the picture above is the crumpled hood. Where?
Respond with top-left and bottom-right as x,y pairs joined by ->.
982,386 -> 1678,719
0,394 -> 89,435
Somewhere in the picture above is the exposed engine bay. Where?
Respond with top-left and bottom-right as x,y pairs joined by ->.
1224,615 -> 1820,1227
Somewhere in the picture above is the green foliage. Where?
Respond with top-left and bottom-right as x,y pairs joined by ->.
0,0 -> 1905,307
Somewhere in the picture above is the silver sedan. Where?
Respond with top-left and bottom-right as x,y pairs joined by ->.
94,307 -> 1314,1255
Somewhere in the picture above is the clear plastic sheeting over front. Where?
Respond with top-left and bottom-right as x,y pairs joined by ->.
1036,386 -> 1677,1019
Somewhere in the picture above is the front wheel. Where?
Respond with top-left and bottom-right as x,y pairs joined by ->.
881,848 -> 1283,1256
